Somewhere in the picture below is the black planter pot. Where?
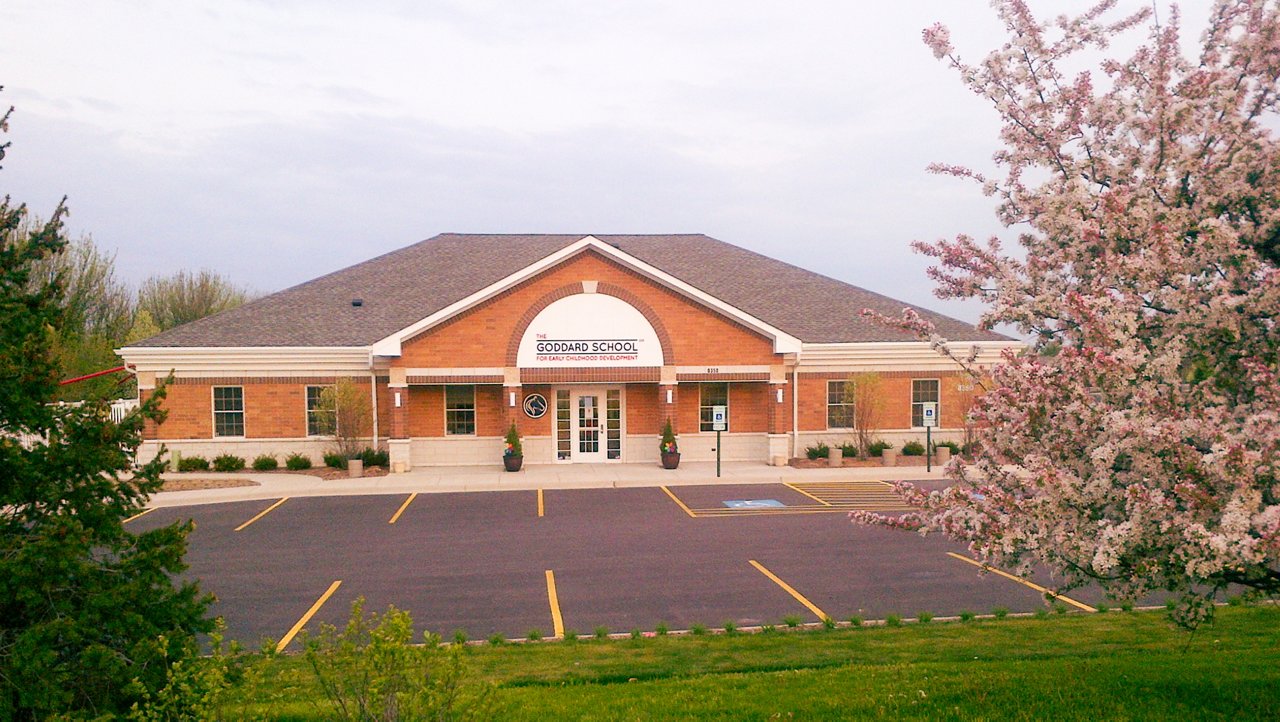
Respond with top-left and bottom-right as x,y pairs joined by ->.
503,455 -> 523,472
660,451 -> 681,470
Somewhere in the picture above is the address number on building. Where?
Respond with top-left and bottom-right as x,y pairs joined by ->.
523,393 -> 548,418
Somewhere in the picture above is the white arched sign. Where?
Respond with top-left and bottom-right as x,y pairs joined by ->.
516,293 -> 664,368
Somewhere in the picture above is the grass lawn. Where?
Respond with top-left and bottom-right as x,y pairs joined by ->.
228,605 -> 1280,720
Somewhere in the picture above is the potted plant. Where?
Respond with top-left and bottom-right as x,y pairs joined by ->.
503,422 -> 523,472
659,418 -> 680,469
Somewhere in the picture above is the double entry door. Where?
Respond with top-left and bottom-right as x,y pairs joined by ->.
555,387 -> 622,462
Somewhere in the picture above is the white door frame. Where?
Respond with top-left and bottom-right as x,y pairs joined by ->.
554,386 -> 624,463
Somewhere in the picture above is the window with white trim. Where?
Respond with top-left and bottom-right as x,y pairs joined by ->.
212,386 -> 244,437
699,382 -> 729,432
911,379 -> 940,427
827,380 -> 854,429
306,385 -> 335,437
445,385 -> 476,436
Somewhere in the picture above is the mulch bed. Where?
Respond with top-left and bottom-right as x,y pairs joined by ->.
160,477 -> 261,492
788,456 -> 937,469
282,465 -> 390,480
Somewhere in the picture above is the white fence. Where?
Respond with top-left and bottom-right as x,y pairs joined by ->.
7,399 -> 140,448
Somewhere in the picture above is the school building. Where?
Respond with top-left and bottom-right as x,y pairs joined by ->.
117,234 -> 1019,471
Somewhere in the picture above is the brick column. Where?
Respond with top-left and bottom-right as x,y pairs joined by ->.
768,382 -> 787,434
659,384 -> 678,431
387,368 -> 411,473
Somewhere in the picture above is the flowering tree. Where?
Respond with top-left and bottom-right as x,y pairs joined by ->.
853,0 -> 1280,627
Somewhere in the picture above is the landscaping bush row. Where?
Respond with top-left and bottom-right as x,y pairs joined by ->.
171,449 -> 388,472
803,439 -> 965,460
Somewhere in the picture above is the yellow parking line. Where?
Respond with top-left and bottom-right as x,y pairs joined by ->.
389,492 -> 417,524
946,553 -> 1096,612
276,580 -> 342,652
234,497 -> 288,532
783,482 -> 832,506
660,486 -> 697,518
545,570 -> 565,638
538,489 -> 545,518
123,507 -> 156,524
749,559 -> 829,621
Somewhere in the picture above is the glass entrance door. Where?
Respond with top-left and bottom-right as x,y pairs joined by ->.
574,394 -> 604,462
556,387 -> 623,462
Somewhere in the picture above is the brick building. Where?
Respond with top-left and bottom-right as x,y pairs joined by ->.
117,234 -> 1019,470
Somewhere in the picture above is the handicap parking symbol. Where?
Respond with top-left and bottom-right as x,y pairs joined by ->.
723,499 -> 786,509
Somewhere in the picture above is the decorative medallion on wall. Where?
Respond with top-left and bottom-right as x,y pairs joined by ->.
522,393 -> 548,418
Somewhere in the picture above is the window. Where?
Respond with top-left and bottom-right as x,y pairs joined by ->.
699,382 -> 729,432
445,385 -> 475,435
306,385 -> 335,436
911,379 -> 940,428
827,380 -> 854,429
212,386 -> 244,437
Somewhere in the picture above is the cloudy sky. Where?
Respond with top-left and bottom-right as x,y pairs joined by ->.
2,1 -> 1213,328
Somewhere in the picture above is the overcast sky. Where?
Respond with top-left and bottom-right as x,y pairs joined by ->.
2,1 -> 1214,329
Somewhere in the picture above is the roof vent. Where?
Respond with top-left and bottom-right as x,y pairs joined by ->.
351,298 -> 363,307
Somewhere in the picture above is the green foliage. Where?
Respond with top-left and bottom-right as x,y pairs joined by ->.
0,112 -> 213,718
324,452 -> 347,470
562,629 -> 578,642
526,629 -> 543,642
885,615 -> 903,627
630,628 -> 644,640
1034,608 -> 1050,619
488,634 -> 505,646
285,453 -> 312,471
1120,601 -> 1135,613
722,621 -> 737,635
805,442 -> 829,460
783,615 -> 802,628
654,623 -> 668,636
760,624 -> 776,634
821,617 -> 837,630
959,611 -> 976,622
934,440 -> 961,454
1054,602 -> 1069,615
453,630 -> 468,646
1095,603 -> 1110,614
252,454 -> 278,471
177,455 -> 211,472
136,268 -> 252,331
918,612 -> 934,624
212,453 -> 245,472
593,626 -> 609,640
901,441 -> 926,456
659,418 -> 677,454
302,597 -> 496,721
504,423 -> 522,457
319,379 -> 372,460
839,442 -> 858,458
358,447 -> 389,467
690,624 -> 708,636
993,607 -> 1010,619
867,440 -> 892,457
848,616 -> 863,627
126,623 -> 245,721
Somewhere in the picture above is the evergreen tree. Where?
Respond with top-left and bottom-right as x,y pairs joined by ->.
0,94 -> 213,719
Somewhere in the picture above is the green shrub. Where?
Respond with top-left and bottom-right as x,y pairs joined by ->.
917,612 -> 934,624
993,607 -> 1009,619
839,442 -> 859,458
654,622 -> 669,636
487,633 -> 505,646
176,455 -> 210,472
526,629 -> 542,641
303,598 -> 496,720
1054,602 -> 1069,615
760,623 -> 776,634
959,610 -> 976,622
1096,603 -> 1110,614
722,621 -> 737,635
357,447 -> 390,467
902,441 -> 926,456
805,442 -> 830,460
960,441 -> 980,457
452,630 -> 467,645
593,626 -> 609,640
885,614 -> 903,627
783,615 -> 801,628
848,615 -> 863,627
323,452 -> 346,469
1034,608 -> 1050,619
690,623 -> 708,636
212,454 -> 245,472
821,617 -> 837,630
251,454 -> 278,471
284,453 -> 312,470
562,629 -> 578,642
1121,601 -> 1135,613
934,440 -> 961,454
868,440 -> 893,457
630,628 -> 643,640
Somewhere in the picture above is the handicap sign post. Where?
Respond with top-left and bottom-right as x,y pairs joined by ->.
921,402 -> 938,472
712,405 -> 727,478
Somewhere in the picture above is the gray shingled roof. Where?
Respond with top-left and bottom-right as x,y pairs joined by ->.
130,233 -> 1007,348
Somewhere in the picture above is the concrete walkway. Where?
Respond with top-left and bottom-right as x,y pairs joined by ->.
147,461 -> 945,508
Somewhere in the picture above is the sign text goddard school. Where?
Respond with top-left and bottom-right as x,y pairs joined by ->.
535,337 -> 640,362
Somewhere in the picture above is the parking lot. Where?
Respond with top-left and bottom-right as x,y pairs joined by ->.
129,481 -> 1107,649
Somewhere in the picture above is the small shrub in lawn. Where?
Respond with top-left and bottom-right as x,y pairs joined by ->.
761,624 -> 776,634
563,629 -> 578,642
487,633 -> 505,646
993,607 -> 1009,619
251,454 -> 278,471
1164,599 -> 1177,611
593,626 -> 609,640
804,442 -> 830,461
901,441 -> 926,456
959,611 -> 976,622
848,615 -> 863,627
1054,602 -> 1069,615
176,455 -> 210,472
867,440 -> 892,457
690,623 -> 708,636
212,453 -> 246,472
1120,601 -> 1134,612
885,614 -> 903,627
452,630 -> 467,645
1034,607 -> 1050,619
1227,595 -> 1244,607
783,615 -> 802,628
822,617 -> 837,630
630,629 -> 643,640
526,629 -> 542,641
285,453 -> 312,470
654,622 -> 668,636
917,612 -> 934,624
323,452 -> 346,469
1096,603 -> 1109,614
722,621 -> 737,635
